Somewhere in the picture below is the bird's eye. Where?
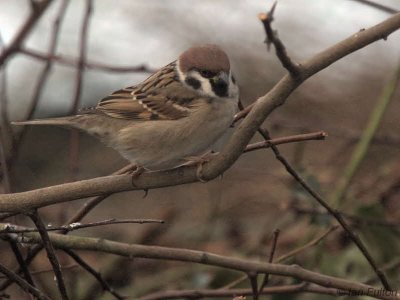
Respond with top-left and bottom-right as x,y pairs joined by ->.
199,69 -> 217,78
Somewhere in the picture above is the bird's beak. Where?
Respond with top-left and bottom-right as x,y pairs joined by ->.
212,72 -> 228,85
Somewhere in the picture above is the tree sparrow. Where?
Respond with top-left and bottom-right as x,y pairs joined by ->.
13,44 -> 239,172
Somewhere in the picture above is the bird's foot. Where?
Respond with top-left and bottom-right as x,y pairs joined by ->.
130,165 -> 145,186
183,151 -> 219,183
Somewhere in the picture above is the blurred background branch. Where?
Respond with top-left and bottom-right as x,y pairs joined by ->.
2,225 -> 396,300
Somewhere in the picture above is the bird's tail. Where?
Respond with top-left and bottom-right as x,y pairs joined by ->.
12,117 -> 77,127
12,115 -> 123,145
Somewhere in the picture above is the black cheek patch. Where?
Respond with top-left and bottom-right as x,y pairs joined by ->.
185,77 -> 201,90
210,80 -> 228,97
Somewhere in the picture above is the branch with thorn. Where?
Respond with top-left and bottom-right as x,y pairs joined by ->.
258,2 -> 301,76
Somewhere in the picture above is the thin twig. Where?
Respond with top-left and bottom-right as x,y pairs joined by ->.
350,0 -> 399,14
0,0 -> 52,66
0,218 -> 164,234
19,48 -> 154,73
243,131 -> 326,153
259,229 -> 280,291
365,258 -> 400,285
63,249 -> 125,300
233,103 -> 253,123
248,273 -> 259,300
5,237 -> 35,286
258,127 -> 392,290
269,229 -> 280,262
276,226 -> 338,262
0,263 -> 51,300
219,274 -> 248,289
28,211 -> 69,300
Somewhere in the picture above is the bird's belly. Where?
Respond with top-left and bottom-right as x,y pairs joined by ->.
115,99 -> 237,170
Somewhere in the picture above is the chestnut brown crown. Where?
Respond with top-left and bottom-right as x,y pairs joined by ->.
178,44 -> 230,73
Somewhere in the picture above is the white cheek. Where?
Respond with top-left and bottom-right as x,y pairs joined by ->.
191,72 -> 214,97
177,64 -> 214,97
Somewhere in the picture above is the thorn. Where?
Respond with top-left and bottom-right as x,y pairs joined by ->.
269,1 -> 278,19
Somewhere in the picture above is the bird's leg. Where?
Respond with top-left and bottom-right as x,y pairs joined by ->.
183,150 -> 219,183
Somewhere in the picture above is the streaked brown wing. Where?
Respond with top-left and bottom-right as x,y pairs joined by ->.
95,62 -> 196,121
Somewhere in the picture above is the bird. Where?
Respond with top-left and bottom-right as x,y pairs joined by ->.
12,44 -> 239,177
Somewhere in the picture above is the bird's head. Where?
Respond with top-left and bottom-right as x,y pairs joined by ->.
176,44 -> 238,99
